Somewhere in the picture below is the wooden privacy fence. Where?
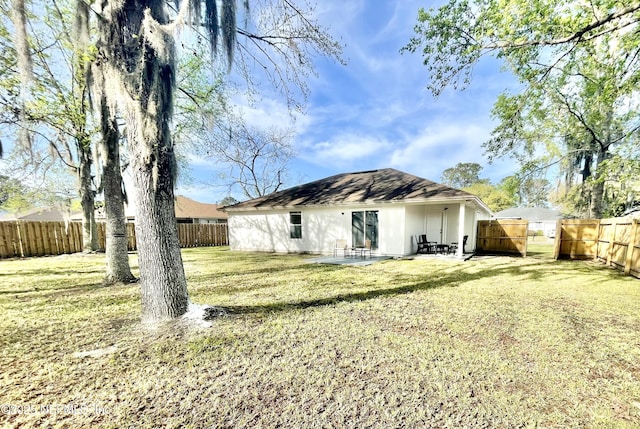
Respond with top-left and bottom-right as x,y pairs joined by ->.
96,222 -> 138,251
176,223 -> 228,249
475,219 -> 529,257
0,221 -> 228,258
0,221 -> 84,258
554,217 -> 640,279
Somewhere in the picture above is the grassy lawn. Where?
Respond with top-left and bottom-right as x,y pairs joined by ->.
1,246 -> 639,428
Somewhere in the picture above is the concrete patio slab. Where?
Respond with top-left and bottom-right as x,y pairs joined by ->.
306,255 -> 392,267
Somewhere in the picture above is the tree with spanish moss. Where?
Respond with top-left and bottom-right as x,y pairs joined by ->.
82,0 -> 342,323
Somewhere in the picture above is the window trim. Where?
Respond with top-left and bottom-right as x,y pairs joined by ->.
352,210 -> 379,249
289,211 -> 302,239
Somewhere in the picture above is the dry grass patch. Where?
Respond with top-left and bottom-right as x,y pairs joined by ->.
1,247 -> 639,428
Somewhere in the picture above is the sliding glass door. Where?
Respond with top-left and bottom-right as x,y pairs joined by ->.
352,210 -> 378,249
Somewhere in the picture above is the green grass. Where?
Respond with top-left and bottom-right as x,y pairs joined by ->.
1,247 -> 639,428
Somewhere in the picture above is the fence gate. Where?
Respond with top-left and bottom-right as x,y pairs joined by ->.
476,220 -> 529,257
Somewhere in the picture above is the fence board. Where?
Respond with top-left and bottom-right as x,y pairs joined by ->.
625,220 -> 639,276
554,219 -> 599,260
0,222 -> 18,258
556,217 -> 639,279
476,220 -> 528,256
0,221 -> 228,258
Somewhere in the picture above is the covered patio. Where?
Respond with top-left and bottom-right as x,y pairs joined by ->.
403,200 -> 488,258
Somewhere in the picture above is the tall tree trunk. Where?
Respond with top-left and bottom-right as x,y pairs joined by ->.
589,146 -> 609,219
78,146 -> 98,252
131,147 -> 188,322
101,96 -> 136,284
99,0 -> 188,322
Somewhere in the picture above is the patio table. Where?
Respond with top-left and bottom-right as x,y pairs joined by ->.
352,247 -> 370,259
435,244 -> 449,254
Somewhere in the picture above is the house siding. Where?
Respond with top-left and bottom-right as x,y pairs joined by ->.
229,201 -> 491,256
229,205 -> 408,255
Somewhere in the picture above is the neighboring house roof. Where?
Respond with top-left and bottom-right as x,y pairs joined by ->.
36,196 -> 227,222
174,195 -> 227,220
225,168 -> 490,211
0,206 -> 74,222
494,207 -> 562,221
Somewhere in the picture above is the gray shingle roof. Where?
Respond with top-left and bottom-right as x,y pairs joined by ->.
226,168 -> 481,210
494,207 -> 562,221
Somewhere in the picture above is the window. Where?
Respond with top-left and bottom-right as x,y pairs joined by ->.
352,210 -> 378,249
290,211 -> 302,239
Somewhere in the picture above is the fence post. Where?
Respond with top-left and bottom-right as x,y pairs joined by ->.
553,219 -> 562,260
606,219 -> 616,267
625,219 -> 639,276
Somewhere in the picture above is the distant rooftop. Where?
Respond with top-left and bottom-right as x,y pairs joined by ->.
0,206 -> 74,222
494,207 -> 562,221
174,195 -> 227,220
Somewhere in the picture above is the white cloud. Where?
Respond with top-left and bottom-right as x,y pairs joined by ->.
182,152 -> 217,168
388,122 -> 518,182
229,95 -> 312,133
391,123 -> 489,167
299,133 -> 390,168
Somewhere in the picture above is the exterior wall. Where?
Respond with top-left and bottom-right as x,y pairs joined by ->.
196,218 -> 227,224
229,205 -> 407,256
404,205 -> 425,254
529,220 -> 556,237
464,209 -> 476,252
445,206 -> 459,245
229,210 -> 304,253
229,200 -> 492,256
378,205 -> 406,256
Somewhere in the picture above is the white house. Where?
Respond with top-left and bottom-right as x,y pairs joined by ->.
225,168 -> 492,257
493,207 -> 562,238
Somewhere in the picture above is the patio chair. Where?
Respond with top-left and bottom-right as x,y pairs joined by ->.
333,239 -> 348,257
449,235 -> 469,255
415,234 -> 435,254
360,239 -> 372,259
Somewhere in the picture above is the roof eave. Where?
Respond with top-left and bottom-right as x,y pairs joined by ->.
225,195 -> 493,213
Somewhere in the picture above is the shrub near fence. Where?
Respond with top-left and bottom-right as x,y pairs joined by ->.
554,217 -> 640,279
0,221 -> 228,259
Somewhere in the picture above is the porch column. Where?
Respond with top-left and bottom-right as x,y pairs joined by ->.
458,202 -> 466,257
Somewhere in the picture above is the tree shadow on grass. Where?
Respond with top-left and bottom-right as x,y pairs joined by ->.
214,258 -> 582,316
0,281 -> 132,300
0,267 -> 106,278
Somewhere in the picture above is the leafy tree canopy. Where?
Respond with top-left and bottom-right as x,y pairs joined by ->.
405,0 -> 640,218
440,162 -> 523,211
404,0 -> 640,96
463,181 -> 516,212
441,162 -> 483,189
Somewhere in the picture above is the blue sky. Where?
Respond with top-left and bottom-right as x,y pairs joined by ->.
180,1 -> 521,204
